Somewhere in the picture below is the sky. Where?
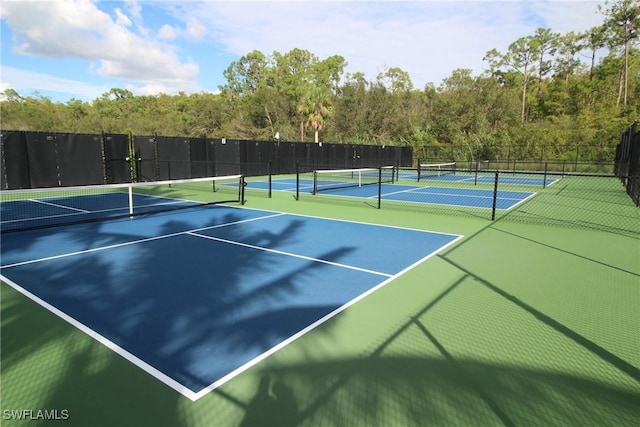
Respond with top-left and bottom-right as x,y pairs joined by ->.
0,0 -> 608,103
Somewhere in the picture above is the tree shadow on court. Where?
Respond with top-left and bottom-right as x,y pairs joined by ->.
1,206 -> 359,426
227,275 -> 639,426
238,375 -> 298,427
1,283 -> 189,427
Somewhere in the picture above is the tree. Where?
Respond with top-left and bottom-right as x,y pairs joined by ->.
554,31 -> 585,88
376,67 -> 414,93
599,0 -> 640,106
485,36 -> 539,123
580,27 -> 608,81
297,86 -> 333,143
221,50 -> 269,97
531,28 -> 558,112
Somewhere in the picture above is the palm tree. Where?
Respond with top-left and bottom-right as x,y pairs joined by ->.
297,87 -> 333,142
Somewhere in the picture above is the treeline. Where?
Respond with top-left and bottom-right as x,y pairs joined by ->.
1,0 -> 639,163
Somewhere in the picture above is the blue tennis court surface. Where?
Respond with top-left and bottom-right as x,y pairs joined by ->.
0,204 -> 461,400
396,170 -> 559,187
1,192 -> 200,231
247,178 -> 536,210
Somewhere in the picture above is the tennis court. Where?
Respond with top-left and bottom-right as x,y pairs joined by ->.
0,195 -> 461,401
2,171 -> 638,427
397,163 -> 560,187
246,176 -> 536,210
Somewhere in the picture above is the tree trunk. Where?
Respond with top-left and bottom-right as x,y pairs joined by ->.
617,69 -> 624,107
521,78 -> 528,123
623,34 -> 629,106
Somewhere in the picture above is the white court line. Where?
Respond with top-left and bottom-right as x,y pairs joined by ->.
0,273 -> 201,401
189,232 -> 465,400
30,198 -> 91,213
187,232 -> 393,278
383,186 -> 529,202
504,191 -> 538,211
1,213 -> 286,269
1,206 -> 465,401
379,186 -> 432,198
380,186 -> 499,200
3,197 -> 198,226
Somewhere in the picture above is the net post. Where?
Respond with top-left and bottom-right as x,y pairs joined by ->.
128,184 -> 134,217
377,167 -> 382,209
417,158 -> 422,182
268,160 -> 272,198
543,162 -> 548,188
240,175 -> 246,205
312,169 -> 317,195
474,160 -> 479,185
491,171 -> 499,221
295,163 -> 300,200
394,159 -> 399,182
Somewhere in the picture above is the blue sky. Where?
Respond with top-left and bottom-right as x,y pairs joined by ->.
0,0 -> 607,103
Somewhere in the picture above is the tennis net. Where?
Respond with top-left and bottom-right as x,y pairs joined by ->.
418,162 -> 456,180
0,175 -> 245,233
313,166 -> 394,194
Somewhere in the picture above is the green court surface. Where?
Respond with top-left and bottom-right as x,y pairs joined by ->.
1,175 -> 639,426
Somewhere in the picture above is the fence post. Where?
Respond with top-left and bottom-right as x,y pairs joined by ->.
491,171 -> 499,221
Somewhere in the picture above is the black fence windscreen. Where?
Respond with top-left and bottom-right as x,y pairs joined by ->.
57,134 -> 105,186
134,135 -> 159,182
627,132 -> 640,206
157,136 -> 190,180
189,137 -> 209,178
214,139 -> 242,176
1,130 -> 413,189
615,122 -> 640,206
25,132 -> 61,188
1,131 -> 30,189
104,133 -> 131,184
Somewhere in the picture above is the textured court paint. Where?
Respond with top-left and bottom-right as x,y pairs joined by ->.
247,178 -> 534,210
2,176 -> 638,427
0,208 -> 459,397
0,207 -> 281,266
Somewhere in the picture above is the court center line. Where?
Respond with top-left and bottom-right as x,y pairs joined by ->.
186,232 -> 393,278
30,198 -> 91,213
1,213 -> 287,269
3,199 -> 195,226
382,186 -> 529,201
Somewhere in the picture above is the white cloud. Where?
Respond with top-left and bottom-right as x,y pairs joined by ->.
0,65 -> 111,100
0,0 -> 609,101
1,0 -> 199,91
114,7 -> 132,27
185,18 -> 207,40
181,0 -> 607,87
158,24 -> 179,40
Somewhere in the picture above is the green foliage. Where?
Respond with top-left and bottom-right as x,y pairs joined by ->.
2,6 -> 640,165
